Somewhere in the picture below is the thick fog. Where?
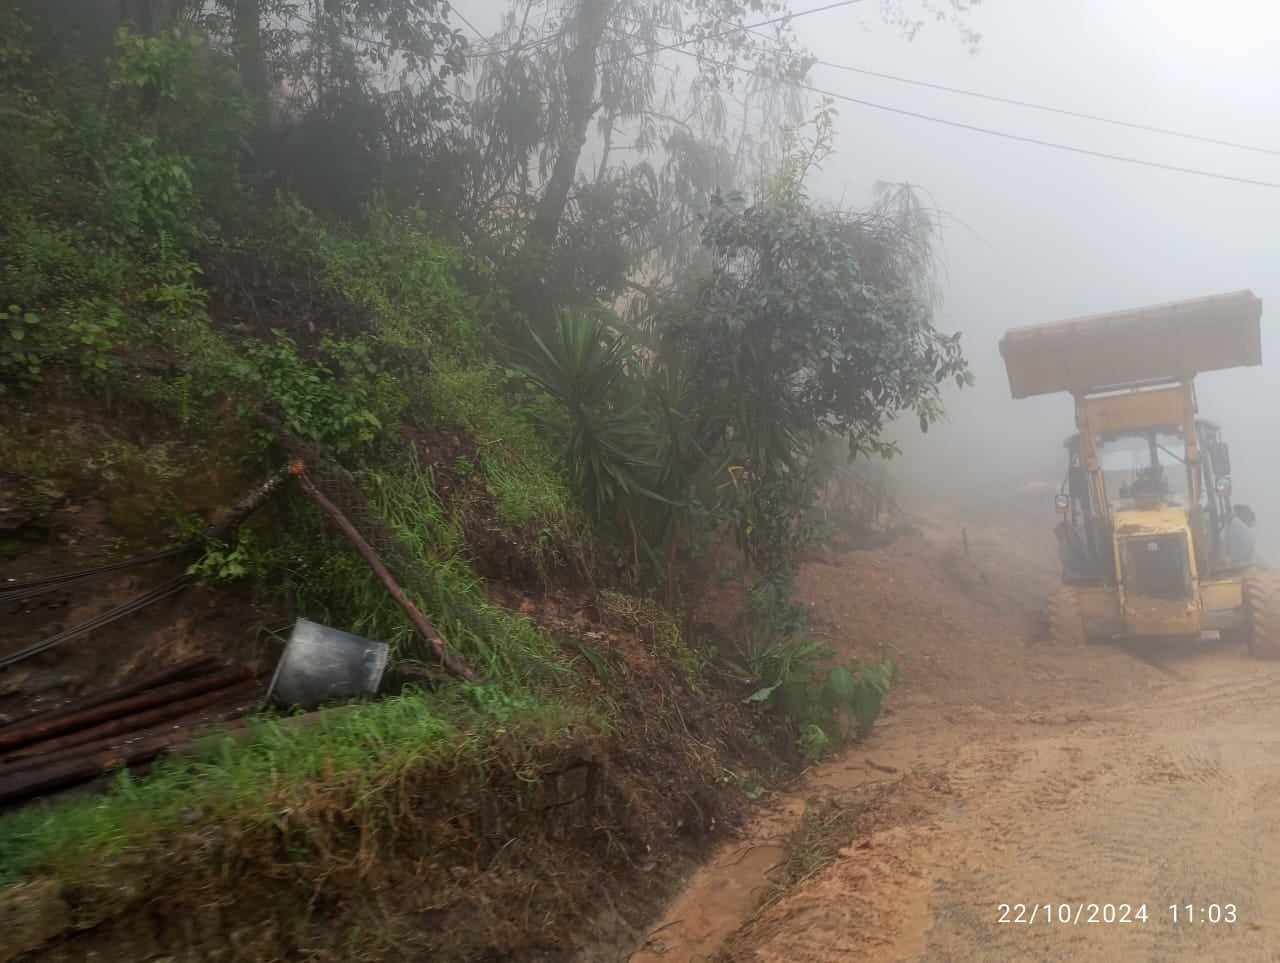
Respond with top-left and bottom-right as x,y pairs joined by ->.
459,0 -> 1278,551
786,0 -> 1280,556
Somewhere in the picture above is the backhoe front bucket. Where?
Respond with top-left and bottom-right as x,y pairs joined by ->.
1000,290 -> 1262,399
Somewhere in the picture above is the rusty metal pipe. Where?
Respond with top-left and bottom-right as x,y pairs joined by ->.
0,657 -> 222,732
0,672 -> 256,762
0,698 -> 257,806
0,682 -> 259,778
67,657 -> 224,714
0,666 -> 251,756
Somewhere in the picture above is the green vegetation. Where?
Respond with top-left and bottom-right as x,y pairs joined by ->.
732,574 -> 898,756
283,453 -> 566,682
187,530 -> 260,584
0,688 -> 596,890
0,16 -> 584,897
254,196 -> 478,356
423,358 -> 578,535
0,0 -> 968,939
830,656 -> 899,742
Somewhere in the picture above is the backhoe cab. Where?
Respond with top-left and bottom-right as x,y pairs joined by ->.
1000,290 -> 1279,655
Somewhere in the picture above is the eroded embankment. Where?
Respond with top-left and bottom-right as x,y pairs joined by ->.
633,516 -> 1190,962
2,615 -> 794,963
1,532 -> 797,963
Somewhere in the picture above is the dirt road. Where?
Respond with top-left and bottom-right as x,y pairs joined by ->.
633,513 -> 1280,963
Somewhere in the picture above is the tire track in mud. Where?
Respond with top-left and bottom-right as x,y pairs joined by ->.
918,673 -> 1280,963
922,727 -> 1160,963
660,523 -> 1280,963
1123,670 -> 1280,716
713,661 -> 1280,963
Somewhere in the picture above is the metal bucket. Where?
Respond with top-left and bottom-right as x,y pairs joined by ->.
265,618 -> 390,710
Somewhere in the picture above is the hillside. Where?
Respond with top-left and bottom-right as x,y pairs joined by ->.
0,5 -> 979,960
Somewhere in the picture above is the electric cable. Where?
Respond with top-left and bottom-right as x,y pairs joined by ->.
663,45 -> 1280,189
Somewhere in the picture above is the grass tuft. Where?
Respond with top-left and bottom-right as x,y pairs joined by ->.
0,687 -> 599,890
285,451 -> 569,683
422,359 -> 579,537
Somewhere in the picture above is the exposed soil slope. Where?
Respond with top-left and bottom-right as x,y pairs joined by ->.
638,507 -> 1278,963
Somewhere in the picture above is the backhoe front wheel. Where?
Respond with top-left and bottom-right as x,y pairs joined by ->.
1245,573 -> 1280,659
1048,586 -> 1086,648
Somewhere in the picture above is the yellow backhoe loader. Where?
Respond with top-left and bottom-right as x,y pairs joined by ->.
999,290 -> 1278,655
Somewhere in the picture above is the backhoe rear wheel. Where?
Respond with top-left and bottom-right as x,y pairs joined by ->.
1048,586 -> 1086,648
1245,572 -> 1280,659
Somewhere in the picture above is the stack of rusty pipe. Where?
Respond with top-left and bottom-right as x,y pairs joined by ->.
0,657 -> 259,805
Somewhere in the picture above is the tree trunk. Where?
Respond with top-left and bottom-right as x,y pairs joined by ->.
313,0 -> 346,118
120,0 -> 178,34
527,0 -> 610,250
120,0 -> 155,33
595,108 -> 617,183
232,0 -> 270,129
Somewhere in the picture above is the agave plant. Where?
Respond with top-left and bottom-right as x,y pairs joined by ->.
512,315 -> 665,526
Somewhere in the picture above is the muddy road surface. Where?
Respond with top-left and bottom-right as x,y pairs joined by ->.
634,513 -> 1280,963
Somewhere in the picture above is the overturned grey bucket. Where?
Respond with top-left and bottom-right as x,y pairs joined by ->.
265,618 -> 390,710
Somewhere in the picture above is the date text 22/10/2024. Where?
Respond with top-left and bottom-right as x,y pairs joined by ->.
997,904 -> 1238,925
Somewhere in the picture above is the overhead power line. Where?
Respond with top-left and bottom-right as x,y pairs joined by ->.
292,4 -> 1279,186
606,0 -> 864,67
451,8 -> 488,43
293,3 -> 1280,161
638,9 -> 1280,158
461,18 -> 561,60
664,46 -> 1280,189
293,1 -> 838,67
800,60 -> 1280,158
462,0 -> 865,64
